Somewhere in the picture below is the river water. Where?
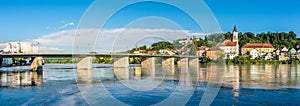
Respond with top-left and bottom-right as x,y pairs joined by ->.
1,64 -> 300,105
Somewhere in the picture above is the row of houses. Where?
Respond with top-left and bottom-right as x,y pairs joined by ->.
198,44 -> 299,60
196,25 -> 300,61
132,25 -> 299,61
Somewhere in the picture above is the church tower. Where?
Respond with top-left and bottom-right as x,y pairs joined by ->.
232,25 -> 238,42
232,25 -> 239,56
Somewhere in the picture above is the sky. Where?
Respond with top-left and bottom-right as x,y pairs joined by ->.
0,0 -> 299,52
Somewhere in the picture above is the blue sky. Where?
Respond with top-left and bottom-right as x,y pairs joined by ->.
0,0 -> 299,42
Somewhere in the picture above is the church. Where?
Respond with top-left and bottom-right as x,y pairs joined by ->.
218,25 -> 240,59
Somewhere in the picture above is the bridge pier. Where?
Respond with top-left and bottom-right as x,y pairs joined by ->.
77,56 -> 93,70
113,56 -> 129,80
162,58 -> 175,73
113,56 -> 129,68
141,57 -> 155,77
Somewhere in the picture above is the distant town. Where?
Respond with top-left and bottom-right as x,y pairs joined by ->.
129,25 -> 300,64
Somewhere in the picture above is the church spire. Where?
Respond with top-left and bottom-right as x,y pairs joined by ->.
232,24 -> 238,42
233,24 -> 238,32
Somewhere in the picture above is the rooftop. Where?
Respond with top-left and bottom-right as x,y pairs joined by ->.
219,40 -> 237,46
242,43 -> 274,48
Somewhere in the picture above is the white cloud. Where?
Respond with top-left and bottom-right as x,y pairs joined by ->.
30,28 -> 204,53
59,22 -> 75,29
46,22 -> 75,31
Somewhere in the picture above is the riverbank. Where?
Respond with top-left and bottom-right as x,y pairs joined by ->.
200,56 -> 300,65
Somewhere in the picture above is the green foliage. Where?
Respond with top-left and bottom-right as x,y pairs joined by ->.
205,33 -> 224,43
94,57 -> 112,64
129,45 -> 149,53
200,57 -> 212,64
44,58 -> 75,64
220,31 -> 298,49
193,38 -> 209,47
226,31 -> 298,48
129,57 -> 141,64
151,41 -> 175,50
190,44 -> 197,55
219,56 -> 300,65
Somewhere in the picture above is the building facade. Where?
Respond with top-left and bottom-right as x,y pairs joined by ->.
242,43 -> 274,55
206,46 -> 222,60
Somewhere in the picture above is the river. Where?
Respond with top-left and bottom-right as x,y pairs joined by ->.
1,64 -> 300,105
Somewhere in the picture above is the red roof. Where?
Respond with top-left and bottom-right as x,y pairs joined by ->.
225,41 -> 237,46
220,40 -> 237,46
242,43 -> 274,48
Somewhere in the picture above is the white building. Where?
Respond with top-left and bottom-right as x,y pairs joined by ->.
250,49 -> 259,59
2,42 -> 38,54
178,37 -> 193,45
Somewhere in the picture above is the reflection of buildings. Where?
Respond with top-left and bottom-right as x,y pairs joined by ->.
223,65 -> 240,97
200,64 -> 299,90
179,64 -> 191,86
0,71 -> 42,87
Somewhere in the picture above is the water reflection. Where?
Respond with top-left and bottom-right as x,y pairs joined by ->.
221,64 -> 300,89
114,67 -> 129,80
77,69 -> 92,84
0,70 -> 43,87
1,64 -> 300,105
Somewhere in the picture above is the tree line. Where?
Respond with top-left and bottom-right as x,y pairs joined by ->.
222,31 -> 298,48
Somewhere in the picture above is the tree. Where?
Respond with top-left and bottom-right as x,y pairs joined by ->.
193,38 -> 209,47
246,51 -> 250,56
151,41 -> 175,50
190,44 -> 197,55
